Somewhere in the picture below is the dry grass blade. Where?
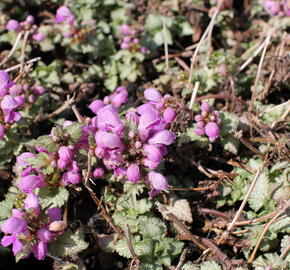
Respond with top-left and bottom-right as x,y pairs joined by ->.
248,200 -> 290,263
218,168 -> 263,244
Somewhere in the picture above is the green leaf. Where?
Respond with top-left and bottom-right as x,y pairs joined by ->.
141,263 -> 163,270
114,237 -> 134,259
0,194 -> 14,225
178,126 -> 208,148
220,134 -> 240,154
34,135 -> 59,152
49,229 -> 88,257
135,199 -> 153,214
28,152 -> 50,169
248,172 -> 269,211
182,262 -> 199,270
112,211 -> 140,233
180,21 -> 194,36
138,217 -> 167,239
200,261 -> 222,270
280,235 -> 290,262
269,215 -> 290,233
253,253 -> 288,270
134,239 -> 154,257
37,186 -> 69,207
220,111 -> 239,136
65,123 -> 84,144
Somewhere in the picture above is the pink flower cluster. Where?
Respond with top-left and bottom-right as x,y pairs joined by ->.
55,6 -> 76,38
263,0 -> 290,16
16,136 -> 82,195
0,70 -> 45,140
1,193 -> 65,260
6,15 -> 45,42
194,102 -> 221,143
119,24 -> 148,54
88,87 -> 177,198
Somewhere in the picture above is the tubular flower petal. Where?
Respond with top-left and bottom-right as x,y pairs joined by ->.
144,88 -> 162,103
126,164 -> 140,183
148,130 -> 176,145
18,175 -> 46,194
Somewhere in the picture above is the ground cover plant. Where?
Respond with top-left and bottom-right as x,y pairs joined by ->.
0,0 -> 289,269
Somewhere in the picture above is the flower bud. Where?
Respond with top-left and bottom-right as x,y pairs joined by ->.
37,229 -> 53,243
195,128 -> 205,136
6,20 -> 21,32
25,15 -> 35,25
127,164 -> 140,183
163,107 -> 176,123
89,99 -> 104,114
93,167 -> 105,178
201,102 -> 210,113
264,0 -> 280,15
120,24 -> 131,36
205,122 -> 220,141
121,42 -> 131,50
33,32 -> 45,42
123,36 -> 131,43
48,220 -> 67,233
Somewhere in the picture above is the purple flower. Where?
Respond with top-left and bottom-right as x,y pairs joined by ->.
1,95 -> 18,111
283,1 -> 290,16
97,105 -> 124,134
95,131 -> 124,151
144,88 -> 162,103
110,86 -> 128,108
55,6 -> 75,25
1,234 -> 23,255
0,124 -> 4,139
58,146 -> 73,162
33,32 -> 45,42
140,46 -> 148,54
120,24 -> 131,36
37,229 -> 53,243
61,172 -> 81,185
127,164 -> 140,183
32,241 -> 47,260
1,216 -> 27,234
93,167 -> 105,178
47,207 -> 61,222
143,144 -> 162,163
33,86 -> 46,96
126,110 -> 139,124
6,20 -> 22,32
264,0 -> 281,15
18,174 -> 46,194
0,71 -> 11,96
24,193 -> 40,212
137,103 -> 155,115
89,99 -> 104,114
195,128 -> 205,136
205,122 -> 220,142
138,109 -> 160,140
201,102 -> 210,113
16,152 -> 35,167
148,130 -> 176,145
121,43 -> 131,50
25,15 -> 35,25
163,107 -> 176,124
147,172 -> 168,198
